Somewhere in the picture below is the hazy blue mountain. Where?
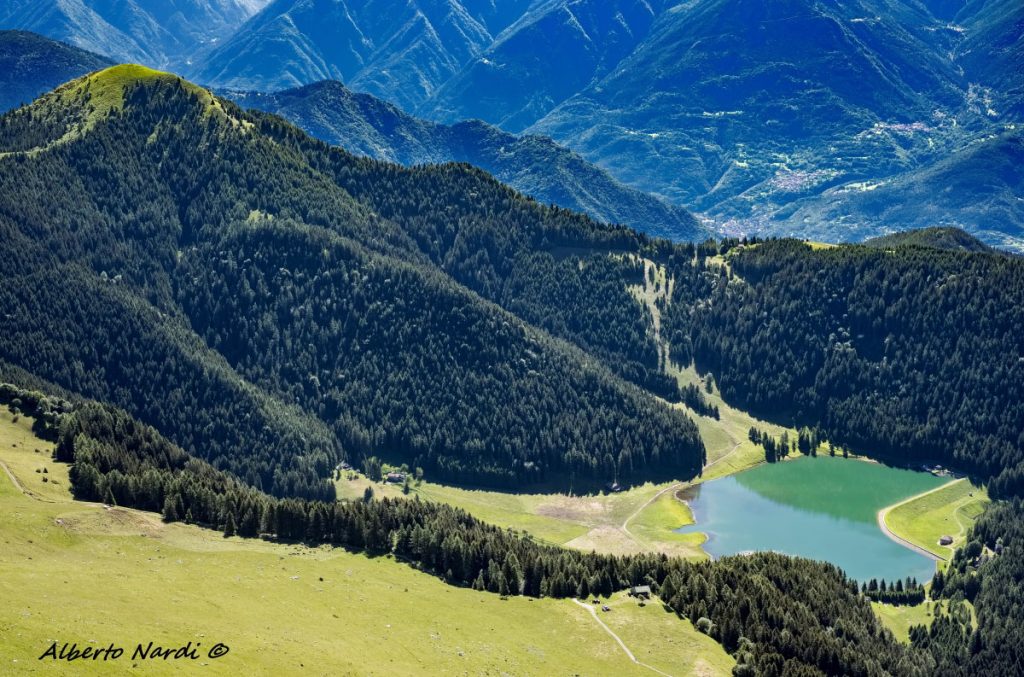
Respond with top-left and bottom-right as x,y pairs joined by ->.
225,80 -> 706,241
779,130 -> 1024,252
522,0 -> 1020,247
420,0 -> 668,131
528,0 -> 966,203
0,0 -> 268,66
952,0 -> 1024,117
192,0 -> 533,108
0,30 -> 113,111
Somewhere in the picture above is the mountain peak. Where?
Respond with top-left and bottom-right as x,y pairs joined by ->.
1,65 -> 232,156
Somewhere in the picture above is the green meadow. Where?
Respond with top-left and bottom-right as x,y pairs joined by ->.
0,410 -> 733,676
884,478 -> 991,559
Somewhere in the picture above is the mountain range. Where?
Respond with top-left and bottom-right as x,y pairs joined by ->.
191,0 -> 534,107
4,58 -> 1024,677
224,80 -> 705,240
0,30 -> 704,240
0,0 -> 269,67
2,0 -> 1020,249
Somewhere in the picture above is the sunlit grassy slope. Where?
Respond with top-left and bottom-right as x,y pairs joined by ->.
0,65 -> 241,158
885,479 -> 991,558
872,600 -> 942,644
337,471 -> 706,558
872,598 -> 976,644
0,409 -> 733,675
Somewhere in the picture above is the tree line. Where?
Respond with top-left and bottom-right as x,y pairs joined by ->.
664,239 -> 1024,498
49,395 -> 933,677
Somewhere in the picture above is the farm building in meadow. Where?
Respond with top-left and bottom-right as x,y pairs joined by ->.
939,535 -> 954,546
629,585 -> 652,599
385,472 -> 406,483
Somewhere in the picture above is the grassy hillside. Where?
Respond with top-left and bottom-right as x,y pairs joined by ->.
0,408 -> 734,676
884,479 -> 991,559
337,472 -> 707,559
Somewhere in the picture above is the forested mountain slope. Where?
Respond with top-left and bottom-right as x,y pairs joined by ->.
663,239 -> 1024,496
225,81 -> 705,241
864,227 -> 996,253
0,65 -> 705,494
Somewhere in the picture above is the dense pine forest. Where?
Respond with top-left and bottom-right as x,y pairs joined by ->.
662,240 -> 1024,497
0,68 -> 705,492
3,67 -> 1024,497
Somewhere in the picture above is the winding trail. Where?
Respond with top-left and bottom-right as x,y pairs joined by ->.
622,482 -> 682,540
571,599 -> 674,677
0,457 -> 58,504
702,440 -> 744,473
0,458 -> 26,494
876,479 -> 963,562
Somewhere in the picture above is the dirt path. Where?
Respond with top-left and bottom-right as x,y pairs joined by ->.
571,599 -> 674,677
0,458 -> 26,494
876,479 -> 962,562
622,482 -> 682,539
0,457 -> 59,504
703,440 -> 744,473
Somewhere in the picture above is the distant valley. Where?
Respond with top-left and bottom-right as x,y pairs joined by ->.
2,0 -> 1021,249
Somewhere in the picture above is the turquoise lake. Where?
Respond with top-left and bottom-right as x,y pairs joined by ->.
676,456 -> 947,582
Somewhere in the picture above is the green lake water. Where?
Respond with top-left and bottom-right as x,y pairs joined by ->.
676,456 -> 947,582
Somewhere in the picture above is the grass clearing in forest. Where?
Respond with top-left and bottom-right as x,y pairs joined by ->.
337,470 -> 705,558
872,598 -> 975,644
883,479 -> 990,559
872,600 -> 943,643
